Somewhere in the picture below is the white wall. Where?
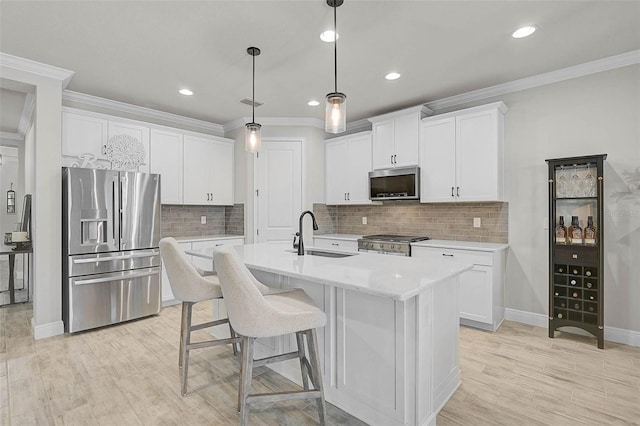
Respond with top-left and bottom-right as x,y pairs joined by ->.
230,124 -> 326,243
437,64 -> 640,333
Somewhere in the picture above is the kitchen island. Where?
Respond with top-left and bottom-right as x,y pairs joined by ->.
188,243 -> 471,426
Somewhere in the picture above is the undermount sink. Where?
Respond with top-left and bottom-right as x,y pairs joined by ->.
285,248 -> 357,258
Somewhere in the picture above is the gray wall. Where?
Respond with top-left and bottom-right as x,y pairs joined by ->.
447,64 -> 640,332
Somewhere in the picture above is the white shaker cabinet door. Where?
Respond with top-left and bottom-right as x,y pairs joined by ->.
371,120 -> 395,170
62,111 -> 108,160
210,140 -> 234,205
392,112 -> 419,168
459,265 -> 493,324
420,117 -> 456,202
183,135 -> 213,205
456,109 -> 500,201
345,132 -> 372,203
108,121 -> 150,173
325,139 -> 348,204
149,129 -> 183,204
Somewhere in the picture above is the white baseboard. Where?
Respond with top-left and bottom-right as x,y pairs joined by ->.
31,318 -> 64,340
505,308 -> 640,348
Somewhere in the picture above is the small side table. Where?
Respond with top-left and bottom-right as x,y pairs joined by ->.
0,244 -> 32,306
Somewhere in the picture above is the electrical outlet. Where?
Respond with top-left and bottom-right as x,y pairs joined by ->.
473,217 -> 481,228
362,216 -> 367,225
200,215 -> 207,225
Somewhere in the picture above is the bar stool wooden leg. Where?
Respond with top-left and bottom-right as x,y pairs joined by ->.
296,331 -> 310,391
181,302 -> 193,396
239,336 -> 255,425
306,328 -> 327,425
179,302 -> 188,368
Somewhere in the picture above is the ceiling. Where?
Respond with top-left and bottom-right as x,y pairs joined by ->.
1,1 -> 639,133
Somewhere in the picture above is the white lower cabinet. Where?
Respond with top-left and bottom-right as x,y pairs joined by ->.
313,237 -> 358,252
412,244 -> 506,331
161,237 -> 244,305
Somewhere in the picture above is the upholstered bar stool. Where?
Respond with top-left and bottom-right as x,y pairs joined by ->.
159,237 -> 242,396
213,246 -> 328,426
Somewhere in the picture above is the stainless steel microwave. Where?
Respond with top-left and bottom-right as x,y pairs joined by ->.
369,166 -> 420,201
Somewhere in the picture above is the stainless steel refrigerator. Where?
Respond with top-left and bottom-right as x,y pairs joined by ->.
62,167 -> 161,333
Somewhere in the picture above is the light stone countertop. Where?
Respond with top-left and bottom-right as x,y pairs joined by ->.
313,233 -> 362,241
187,242 -> 472,301
172,235 -> 245,243
412,239 -> 509,252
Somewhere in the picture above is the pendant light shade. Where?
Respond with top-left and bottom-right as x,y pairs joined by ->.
325,0 -> 346,134
245,46 -> 261,152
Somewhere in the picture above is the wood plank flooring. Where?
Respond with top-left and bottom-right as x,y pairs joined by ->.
1,303 -> 639,425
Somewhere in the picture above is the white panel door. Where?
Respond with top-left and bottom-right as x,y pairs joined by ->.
149,129 -> 183,204
371,120 -> 394,170
346,133 -> 372,203
392,113 -> 419,167
420,118 -> 456,202
108,121 -> 150,172
183,135 -> 212,205
325,139 -> 348,204
256,141 -> 302,243
456,110 -> 498,201
62,111 -> 107,159
210,140 -> 234,205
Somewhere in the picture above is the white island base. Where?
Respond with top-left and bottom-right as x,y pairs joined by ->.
189,244 -> 466,426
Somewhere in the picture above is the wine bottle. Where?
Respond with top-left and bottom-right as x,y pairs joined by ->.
555,216 -> 567,244
569,216 -> 583,245
584,216 -> 597,246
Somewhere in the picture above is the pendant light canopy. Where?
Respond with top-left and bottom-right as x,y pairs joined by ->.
245,46 -> 262,152
325,0 -> 346,134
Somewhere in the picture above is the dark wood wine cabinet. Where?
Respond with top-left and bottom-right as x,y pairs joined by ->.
546,154 -> 606,349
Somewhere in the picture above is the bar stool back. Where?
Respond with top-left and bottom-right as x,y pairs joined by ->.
159,237 -> 241,396
213,246 -> 327,425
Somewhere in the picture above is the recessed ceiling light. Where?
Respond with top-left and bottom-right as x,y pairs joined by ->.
179,89 -> 194,96
512,26 -> 536,38
320,30 -> 339,42
385,72 -> 401,80
307,100 -> 320,106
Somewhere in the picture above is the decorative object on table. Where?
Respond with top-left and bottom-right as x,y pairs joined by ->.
324,0 -> 347,134
245,46 -> 262,152
105,134 -> 146,171
6,182 -> 15,214
547,154 -> 606,349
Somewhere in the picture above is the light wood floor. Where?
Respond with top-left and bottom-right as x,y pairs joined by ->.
1,303 -> 639,425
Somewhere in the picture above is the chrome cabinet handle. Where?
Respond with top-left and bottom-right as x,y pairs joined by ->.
331,243 -> 339,246
451,187 -> 455,197
390,155 -> 393,165
456,187 -> 460,197
442,253 -> 454,257
394,154 -> 397,164
347,192 -> 350,200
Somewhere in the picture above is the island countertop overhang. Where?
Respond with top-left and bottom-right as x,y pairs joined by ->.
187,242 -> 472,301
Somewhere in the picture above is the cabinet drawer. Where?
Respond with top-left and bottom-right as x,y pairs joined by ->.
313,238 -> 358,253
192,238 -> 245,249
411,246 -> 493,266
554,246 -> 598,266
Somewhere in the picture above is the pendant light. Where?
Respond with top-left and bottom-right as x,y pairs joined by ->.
245,46 -> 262,152
325,0 -> 346,134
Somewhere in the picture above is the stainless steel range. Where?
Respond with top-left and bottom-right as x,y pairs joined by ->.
357,234 -> 430,256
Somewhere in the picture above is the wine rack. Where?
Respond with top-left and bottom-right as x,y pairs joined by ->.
546,154 -> 606,349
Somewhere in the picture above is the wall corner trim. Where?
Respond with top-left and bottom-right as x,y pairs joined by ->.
31,318 -> 65,340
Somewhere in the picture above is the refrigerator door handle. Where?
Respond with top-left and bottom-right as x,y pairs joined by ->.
74,268 -> 159,286
72,251 -> 159,264
120,177 -> 126,249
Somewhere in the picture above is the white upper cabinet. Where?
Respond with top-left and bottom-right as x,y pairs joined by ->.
62,111 -> 108,161
420,102 -> 507,203
325,131 -> 373,205
369,105 -> 432,170
183,135 -> 234,206
149,129 -> 183,204
108,121 -> 150,173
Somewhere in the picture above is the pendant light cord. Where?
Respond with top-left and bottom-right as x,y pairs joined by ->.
252,52 -> 256,123
333,3 -> 338,93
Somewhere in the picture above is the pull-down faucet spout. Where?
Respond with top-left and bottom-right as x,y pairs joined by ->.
296,210 -> 318,255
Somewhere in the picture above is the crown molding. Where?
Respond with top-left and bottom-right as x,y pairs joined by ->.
0,132 -> 23,147
0,52 -> 74,88
17,93 -> 35,137
63,90 -> 225,135
223,116 -> 325,133
425,50 -> 640,111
